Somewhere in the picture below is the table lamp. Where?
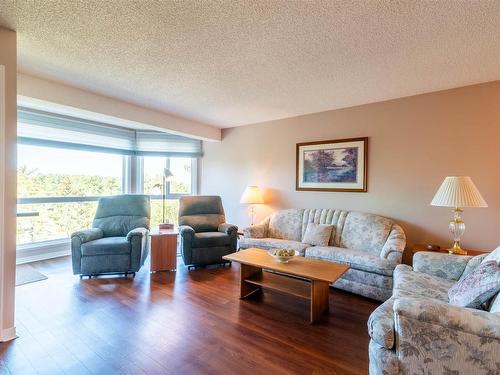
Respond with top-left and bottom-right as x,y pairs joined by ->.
240,186 -> 264,225
159,168 -> 174,229
431,176 -> 487,254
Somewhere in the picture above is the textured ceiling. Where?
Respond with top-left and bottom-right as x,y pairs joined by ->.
1,1 -> 500,128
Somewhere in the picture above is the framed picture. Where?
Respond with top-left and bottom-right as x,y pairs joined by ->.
296,137 -> 368,192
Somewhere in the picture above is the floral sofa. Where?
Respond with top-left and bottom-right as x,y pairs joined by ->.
368,249 -> 500,375
240,208 -> 406,301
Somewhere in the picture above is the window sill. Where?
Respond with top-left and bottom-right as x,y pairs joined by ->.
16,238 -> 71,265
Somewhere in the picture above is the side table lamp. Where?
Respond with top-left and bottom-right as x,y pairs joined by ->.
430,176 -> 487,255
240,185 -> 264,225
152,168 -> 174,230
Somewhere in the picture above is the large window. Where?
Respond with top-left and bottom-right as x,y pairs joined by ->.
17,146 -> 197,245
17,145 -> 124,244
143,156 -> 195,228
16,108 -> 200,248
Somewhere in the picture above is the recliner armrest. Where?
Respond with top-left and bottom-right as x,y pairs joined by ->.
179,225 -> 195,238
126,227 -> 149,242
218,223 -> 238,236
71,228 -> 103,244
380,224 -> 406,263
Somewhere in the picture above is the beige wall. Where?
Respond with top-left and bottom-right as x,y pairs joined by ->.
0,28 -> 17,341
201,81 -> 500,251
18,73 -> 222,141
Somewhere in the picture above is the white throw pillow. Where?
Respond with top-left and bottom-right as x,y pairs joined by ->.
302,223 -> 334,246
448,261 -> 500,309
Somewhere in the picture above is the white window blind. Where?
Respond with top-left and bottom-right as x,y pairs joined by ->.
17,107 -> 202,157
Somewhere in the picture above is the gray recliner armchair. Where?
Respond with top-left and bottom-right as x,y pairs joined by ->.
71,194 -> 151,278
178,196 -> 238,268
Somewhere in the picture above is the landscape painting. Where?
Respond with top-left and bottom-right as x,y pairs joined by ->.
303,147 -> 358,183
296,137 -> 367,192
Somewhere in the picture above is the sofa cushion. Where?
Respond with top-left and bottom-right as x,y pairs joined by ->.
81,237 -> 131,256
448,261 -> 500,309
268,209 -> 304,242
193,232 -> 230,248
393,264 -> 454,301
238,237 -> 309,255
340,212 -> 394,256
368,298 -> 396,349
302,223 -> 333,246
305,246 -> 397,276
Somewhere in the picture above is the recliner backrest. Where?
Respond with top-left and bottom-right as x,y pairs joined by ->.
179,195 -> 225,232
92,194 -> 150,237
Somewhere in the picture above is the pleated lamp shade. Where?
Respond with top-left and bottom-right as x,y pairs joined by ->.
431,176 -> 487,208
240,186 -> 264,204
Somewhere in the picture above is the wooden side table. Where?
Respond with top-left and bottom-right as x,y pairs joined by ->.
150,229 -> 178,273
404,244 -> 488,266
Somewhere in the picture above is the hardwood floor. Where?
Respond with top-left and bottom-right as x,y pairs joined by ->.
0,256 -> 379,375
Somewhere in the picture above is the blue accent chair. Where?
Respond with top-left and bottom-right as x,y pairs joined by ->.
179,195 -> 238,269
71,194 -> 151,278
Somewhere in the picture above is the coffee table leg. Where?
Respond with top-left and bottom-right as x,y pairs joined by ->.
310,280 -> 330,324
240,264 -> 262,298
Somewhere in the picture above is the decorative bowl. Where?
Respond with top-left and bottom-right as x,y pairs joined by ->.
267,249 -> 296,263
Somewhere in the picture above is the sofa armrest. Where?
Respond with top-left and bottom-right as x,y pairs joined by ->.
368,298 -> 396,349
71,228 -> 103,244
394,297 -> 500,374
394,297 -> 500,340
242,217 -> 270,238
218,223 -> 238,237
126,227 -> 149,241
380,224 -> 406,263
413,251 -> 473,280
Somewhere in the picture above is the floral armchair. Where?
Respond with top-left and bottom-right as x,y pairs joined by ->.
368,248 -> 500,374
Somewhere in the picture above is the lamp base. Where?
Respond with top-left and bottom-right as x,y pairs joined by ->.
448,241 -> 467,255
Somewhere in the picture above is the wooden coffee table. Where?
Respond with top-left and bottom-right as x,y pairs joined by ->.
223,248 -> 349,324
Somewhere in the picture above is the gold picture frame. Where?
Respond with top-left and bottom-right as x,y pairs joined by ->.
296,137 -> 368,192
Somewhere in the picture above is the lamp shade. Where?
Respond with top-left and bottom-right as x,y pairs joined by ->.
240,186 -> 264,204
431,176 -> 487,208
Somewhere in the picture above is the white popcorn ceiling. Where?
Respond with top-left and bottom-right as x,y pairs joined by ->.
1,1 -> 500,128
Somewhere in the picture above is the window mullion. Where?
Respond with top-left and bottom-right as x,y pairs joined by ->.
165,157 -> 171,195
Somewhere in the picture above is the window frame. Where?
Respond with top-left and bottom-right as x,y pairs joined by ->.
138,156 -> 198,198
